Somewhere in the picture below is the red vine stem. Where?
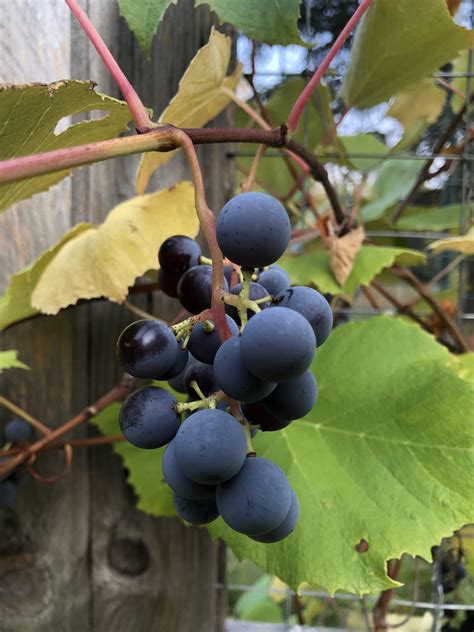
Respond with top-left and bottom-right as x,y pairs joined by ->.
287,0 -> 374,134
0,377 -> 134,479
65,0 -> 153,132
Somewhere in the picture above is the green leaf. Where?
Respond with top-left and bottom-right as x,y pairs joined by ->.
0,225 -> 91,331
451,353 -> 474,386
0,183 -> 198,328
395,204 -> 463,231
0,81 -> 133,213
451,50 -> 469,112
117,0 -> 177,58
209,317 -> 474,594
92,382 -> 186,516
234,575 -> 284,623
280,245 -> 425,295
342,0 -> 474,108
195,0 -> 305,46
339,134 -> 387,172
0,350 -> 29,372
361,159 -> 423,222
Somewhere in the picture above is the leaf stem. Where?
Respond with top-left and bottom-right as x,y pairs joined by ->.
286,0 -> 374,134
241,144 -> 266,193
65,0 -> 154,132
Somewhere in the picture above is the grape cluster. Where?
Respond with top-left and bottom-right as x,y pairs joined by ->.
0,418 -> 32,507
116,192 -> 333,543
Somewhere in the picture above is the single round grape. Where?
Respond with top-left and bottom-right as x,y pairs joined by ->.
119,386 -> 180,449
158,235 -> 201,275
241,402 -> 292,432
174,409 -> 247,485
4,418 -> 33,444
183,361 -> 218,397
250,490 -> 299,543
241,307 -> 316,382
216,457 -> 292,535
225,282 -> 271,326
273,286 -> 333,346
257,265 -> 290,296
173,494 -> 219,525
163,441 -> 216,500
214,337 -> 276,403
158,268 -> 181,298
216,193 -> 291,268
188,316 -> 239,364
0,480 -> 16,508
177,265 -> 229,315
160,345 -> 189,380
117,319 -> 178,379
262,370 -> 318,421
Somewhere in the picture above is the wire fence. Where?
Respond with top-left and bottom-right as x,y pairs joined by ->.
222,1 -> 474,630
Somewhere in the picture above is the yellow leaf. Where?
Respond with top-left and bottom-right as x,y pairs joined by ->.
136,28 -> 241,194
329,227 -> 365,287
388,80 -> 445,135
31,182 -> 198,314
0,350 -> 29,372
428,226 -> 474,255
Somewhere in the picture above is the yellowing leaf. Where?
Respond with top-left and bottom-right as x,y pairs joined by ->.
428,227 -> 474,255
0,81 -> 133,213
342,0 -> 474,108
329,226 -> 365,287
27,183 -> 198,315
0,350 -> 29,372
0,225 -> 92,331
388,80 -> 446,139
136,28 -> 241,194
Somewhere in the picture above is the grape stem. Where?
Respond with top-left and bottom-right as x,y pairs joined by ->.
0,395 -> 51,436
65,0 -> 154,132
175,391 -> 227,415
286,0 -> 374,134
237,268 -> 254,329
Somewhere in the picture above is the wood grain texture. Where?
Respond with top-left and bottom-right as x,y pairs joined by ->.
0,0 -> 233,629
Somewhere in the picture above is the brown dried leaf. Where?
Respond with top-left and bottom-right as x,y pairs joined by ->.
329,226 -> 365,287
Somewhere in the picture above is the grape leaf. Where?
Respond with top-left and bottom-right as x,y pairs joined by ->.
0,225 -> 91,331
136,28 -> 241,194
362,159 -> 424,222
342,0 -> 474,108
0,81 -> 132,214
94,318 -> 474,594
31,182 -> 199,314
451,50 -> 469,112
450,353 -> 474,386
0,350 -> 29,372
280,245 -> 425,295
209,317 -> 474,594
428,227 -> 474,255
117,0 -> 177,58
395,204 -> 462,232
339,134 -> 387,172
387,81 -> 446,143
195,0 -> 305,46
0,183 -> 198,328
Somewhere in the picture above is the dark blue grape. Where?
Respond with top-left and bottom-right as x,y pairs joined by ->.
119,386 -> 180,449
188,316 -> 239,364
241,307 -> 316,382
158,268 -> 181,298
216,193 -> 291,268
4,418 -> 33,444
183,361 -> 218,397
241,402 -> 291,432
0,480 -> 16,508
257,266 -> 290,296
173,494 -> 219,525
160,345 -> 189,380
273,286 -> 333,346
117,319 -> 178,379
225,282 -> 271,326
177,265 -> 229,315
168,355 -> 198,393
163,441 -> 216,500
158,235 -> 201,275
263,370 -> 318,421
174,409 -> 247,484
214,337 -> 276,403
250,490 -> 299,543
216,457 -> 292,535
